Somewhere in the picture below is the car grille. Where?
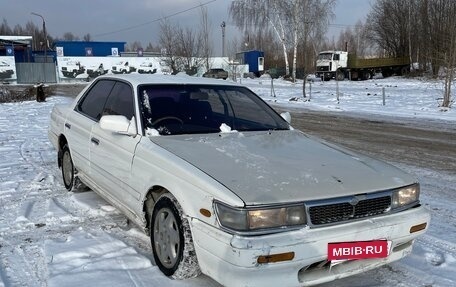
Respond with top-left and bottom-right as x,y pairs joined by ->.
308,196 -> 391,225
317,66 -> 329,72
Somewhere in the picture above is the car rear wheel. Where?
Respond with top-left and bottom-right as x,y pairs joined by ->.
150,193 -> 201,279
61,144 -> 75,190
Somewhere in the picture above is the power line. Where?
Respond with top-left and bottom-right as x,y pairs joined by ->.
94,0 -> 217,38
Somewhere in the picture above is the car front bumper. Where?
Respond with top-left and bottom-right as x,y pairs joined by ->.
191,205 -> 430,287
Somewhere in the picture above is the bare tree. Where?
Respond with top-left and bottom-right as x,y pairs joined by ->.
159,19 -> 180,74
62,32 -> 79,41
367,0 -> 455,106
24,21 -> 43,50
176,26 -> 202,75
199,6 -> 212,71
125,41 -> 143,52
439,2 -> 456,107
159,8 -> 211,76
230,0 -> 335,82
145,42 -> 160,52
336,21 -> 372,56
366,0 -> 410,58
0,19 -> 13,35
83,33 -> 92,42
299,0 -> 335,96
230,1 -> 293,77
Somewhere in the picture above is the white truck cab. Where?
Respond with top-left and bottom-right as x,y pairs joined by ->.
315,51 -> 348,80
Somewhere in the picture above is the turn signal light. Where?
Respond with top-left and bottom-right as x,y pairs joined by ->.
410,222 -> 427,233
199,208 -> 212,218
257,252 -> 295,264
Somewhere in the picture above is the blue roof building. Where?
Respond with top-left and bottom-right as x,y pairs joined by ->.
53,41 -> 126,57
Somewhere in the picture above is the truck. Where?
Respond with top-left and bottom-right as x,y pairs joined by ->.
315,50 -> 410,81
61,61 -> 85,78
0,61 -> 14,79
111,61 -> 136,74
86,63 -> 109,78
137,61 -> 157,74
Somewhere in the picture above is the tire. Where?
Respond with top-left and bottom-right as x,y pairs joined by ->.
61,144 -> 75,190
151,193 -> 201,279
336,70 -> 345,81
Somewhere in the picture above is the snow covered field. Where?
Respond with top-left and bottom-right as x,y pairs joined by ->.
247,75 -> 455,122
0,77 -> 455,286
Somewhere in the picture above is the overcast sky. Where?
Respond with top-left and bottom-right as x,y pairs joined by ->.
1,0 -> 371,55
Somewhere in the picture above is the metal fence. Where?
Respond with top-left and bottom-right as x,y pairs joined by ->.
16,63 -> 57,84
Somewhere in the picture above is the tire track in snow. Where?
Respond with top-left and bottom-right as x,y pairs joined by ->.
416,234 -> 456,265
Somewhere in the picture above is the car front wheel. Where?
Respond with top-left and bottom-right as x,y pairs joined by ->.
151,193 -> 201,279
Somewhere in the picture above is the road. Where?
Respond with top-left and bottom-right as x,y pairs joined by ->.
287,109 -> 456,174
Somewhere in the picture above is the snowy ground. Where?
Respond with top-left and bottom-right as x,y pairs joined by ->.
248,75 -> 455,122
0,77 -> 455,287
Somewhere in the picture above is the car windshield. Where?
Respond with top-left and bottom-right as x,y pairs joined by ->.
318,53 -> 333,60
138,84 -> 289,135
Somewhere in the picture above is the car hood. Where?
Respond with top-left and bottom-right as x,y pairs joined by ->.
150,130 -> 415,205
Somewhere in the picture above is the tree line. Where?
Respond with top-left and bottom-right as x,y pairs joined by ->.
329,0 -> 456,107
1,0 -> 456,82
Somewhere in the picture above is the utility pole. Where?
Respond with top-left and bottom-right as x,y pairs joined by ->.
221,21 -> 226,57
31,12 -> 47,83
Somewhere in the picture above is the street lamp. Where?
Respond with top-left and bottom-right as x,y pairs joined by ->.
31,12 -> 47,82
221,21 -> 226,57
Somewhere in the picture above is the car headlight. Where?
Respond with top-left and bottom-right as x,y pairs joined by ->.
214,202 -> 307,233
392,183 -> 420,209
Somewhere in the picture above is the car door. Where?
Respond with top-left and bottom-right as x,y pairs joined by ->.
66,79 -> 115,176
89,80 -> 141,210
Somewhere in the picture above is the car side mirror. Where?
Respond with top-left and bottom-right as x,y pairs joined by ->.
280,112 -> 291,124
100,115 -> 137,137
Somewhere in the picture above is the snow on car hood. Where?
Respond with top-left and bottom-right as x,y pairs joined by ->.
150,130 -> 415,205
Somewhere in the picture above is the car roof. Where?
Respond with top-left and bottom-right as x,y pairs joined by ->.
96,74 -> 239,87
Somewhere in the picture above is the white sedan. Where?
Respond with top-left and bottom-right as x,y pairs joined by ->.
48,74 -> 430,287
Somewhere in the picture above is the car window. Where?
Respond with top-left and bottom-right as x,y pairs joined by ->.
216,89 -> 280,130
76,80 -> 115,121
138,84 -> 289,135
102,81 -> 134,120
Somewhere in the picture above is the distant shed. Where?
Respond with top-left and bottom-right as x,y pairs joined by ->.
53,41 -> 126,57
235,50 -> 264,76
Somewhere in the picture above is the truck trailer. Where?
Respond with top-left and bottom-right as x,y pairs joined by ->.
316,50 -> 410,81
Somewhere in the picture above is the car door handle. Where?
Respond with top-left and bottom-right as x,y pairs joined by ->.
91,137 -> 100,145
65,123 -> 71,129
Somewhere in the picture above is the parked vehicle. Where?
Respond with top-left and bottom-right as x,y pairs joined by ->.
137,61 -> 157,74
111,61 -> 136,74
86,63 -> 108,78
48,74 -> 429,287
61,61 -> 85,78
203,68 -> 228,79
0,61 -> 14,79
316,50 -> 410,80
